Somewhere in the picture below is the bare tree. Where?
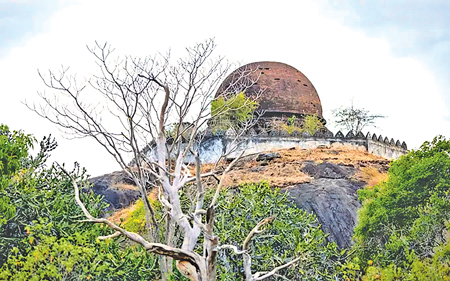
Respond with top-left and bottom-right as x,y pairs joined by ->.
27,39 -> 301,281
332,100 -> 386,134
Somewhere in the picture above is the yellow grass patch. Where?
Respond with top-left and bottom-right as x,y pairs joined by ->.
107,201 -> 140,225
188,146 -> 389,189
107,188 -> 158,224
222,161 -> 311,188
110,183 -> 140,191
109,146 -> 390,221
356,166 -> 388,187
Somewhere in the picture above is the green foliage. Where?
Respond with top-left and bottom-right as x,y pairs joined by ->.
280,115 -> 302,134
0,124 -> 34,177
361,242 -> 450,280
0,125 -> 159,280
302,115 -> 323,136
353,136 -> 450,278
122,200 -> 147,233
212,182 -> 343,280
210,92 -> 258,133
0,124 -> 34,225
1,222 -> 159,281
122,198 -> 163,235
280,115 -> 323,136
287,115 -> 296,126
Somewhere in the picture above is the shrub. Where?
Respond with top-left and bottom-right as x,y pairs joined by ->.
213,182 -> 343,280
302,114 -> 323,136
210,92 -> 258,133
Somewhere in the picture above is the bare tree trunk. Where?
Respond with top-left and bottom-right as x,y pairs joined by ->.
141,192 -> 155,243
160,256 -> 169,281
205,207 -> 217,281
162,208 -> 175,279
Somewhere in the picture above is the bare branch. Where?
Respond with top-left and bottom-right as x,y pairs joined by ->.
252,256 -> 302,281
98,231 -> 121,240
243,216 -> 275,251
217,244 -> 246,255
209,150 -> 245,208
61,165 -> 202,271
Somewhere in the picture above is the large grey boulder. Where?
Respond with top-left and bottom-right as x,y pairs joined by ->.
288,162 -> 364,248
301,162 -> 351,179
88,171 -> 141,211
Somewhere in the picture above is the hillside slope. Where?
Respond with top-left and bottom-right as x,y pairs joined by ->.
89,146 -> 389,248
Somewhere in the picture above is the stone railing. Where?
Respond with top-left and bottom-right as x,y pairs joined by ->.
207,128 -> 407,150
138,128 -> 409,165
199,128 -> 408,162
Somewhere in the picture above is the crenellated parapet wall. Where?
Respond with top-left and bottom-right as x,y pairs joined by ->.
366,132 -> 408,160
192,129 -> 408,164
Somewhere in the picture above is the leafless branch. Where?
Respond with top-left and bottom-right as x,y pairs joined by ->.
252,256 -> 302,281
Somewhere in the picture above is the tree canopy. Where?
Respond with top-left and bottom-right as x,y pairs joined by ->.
0,125 -> 34,225
350,135 -> 450,279
0,125 -> 160,280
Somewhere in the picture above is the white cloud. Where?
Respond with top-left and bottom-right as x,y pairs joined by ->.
1,0 -> 449,176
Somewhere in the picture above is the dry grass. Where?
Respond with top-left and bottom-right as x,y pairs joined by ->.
273,145 -> 387,166
222,160 -> 311,188
108,146 -> 390,221
185,146 -> 389,189
110,183 -> 140,191
107,188 -> 159,224
108,200 -> 141,224
355,166 -> 388,187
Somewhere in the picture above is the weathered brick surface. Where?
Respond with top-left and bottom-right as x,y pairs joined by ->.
217,61 -> 323,119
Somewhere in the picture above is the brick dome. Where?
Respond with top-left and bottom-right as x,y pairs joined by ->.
216,61 -> 325,123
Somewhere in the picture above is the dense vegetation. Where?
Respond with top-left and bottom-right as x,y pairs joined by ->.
349,136 -> 450,280
0,125 -> 159,280
210,92 -> 258,133
212,182 -> 344,280
1,123 -> 450,280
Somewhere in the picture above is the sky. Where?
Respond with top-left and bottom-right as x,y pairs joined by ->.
1,0 -> 449,176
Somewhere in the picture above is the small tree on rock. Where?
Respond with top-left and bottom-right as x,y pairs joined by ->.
332,100 -> 385,134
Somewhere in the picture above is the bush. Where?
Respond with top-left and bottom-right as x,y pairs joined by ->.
0,124 -> 34,225
361,242 -> 450,280
210,92 -> 258,133
275,114 -> 323,136
301,114 -> 323,136
213,182 -> 343,280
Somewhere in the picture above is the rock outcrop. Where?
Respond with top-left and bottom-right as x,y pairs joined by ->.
96,146 -> 389,249
289,162 -> 364,248
88,171 -> 141,211
220,147 -> 388,248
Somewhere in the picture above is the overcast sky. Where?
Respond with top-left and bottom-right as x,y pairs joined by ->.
1,0 -> 449,176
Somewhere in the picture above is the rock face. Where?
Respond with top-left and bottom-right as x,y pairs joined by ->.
100,147 -> 388,249
288,162 -> 364,248
88,171 -> 141,211
301,162 -> 351,179
256,152 -> 281,161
